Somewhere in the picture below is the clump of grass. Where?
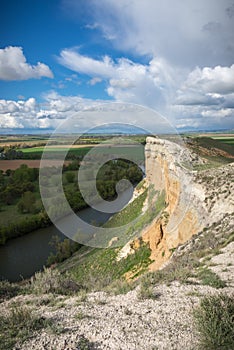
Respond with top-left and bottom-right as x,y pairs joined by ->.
30,267 -> 80,295
75,335 -> 99,350
186,291 -> 202,297
75,311 -> 92,320
193,294 -> 234,350
0,280 -> 21,302
76,289 -> 88,303
197,267 -> 226,288
106,279 -> 135,295
140,263 -> 194,290
137,283 -> 160,300
0,305 -> 51,349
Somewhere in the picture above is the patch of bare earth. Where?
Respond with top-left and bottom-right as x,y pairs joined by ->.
0,160 -> 71,171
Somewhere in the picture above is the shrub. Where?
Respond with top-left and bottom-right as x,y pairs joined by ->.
197,267 -> 226,288
137,283 -> 160,300
106,279 -> 134,295
76,335 -> 100,350
30,267 -> 81,295
0,280 -> 21,302
47,236 -> 81,265
139,264 -> 194,289
193,294 -> 234,350
65,171 -> 75,183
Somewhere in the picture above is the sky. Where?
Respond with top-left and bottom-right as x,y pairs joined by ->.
0,0 -> 234,133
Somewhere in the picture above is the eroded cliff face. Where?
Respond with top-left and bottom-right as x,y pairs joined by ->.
118,136 -> 233,273
142,137 -> 207,270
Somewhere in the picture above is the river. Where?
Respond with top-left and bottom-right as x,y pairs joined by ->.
0,188 -> 133,282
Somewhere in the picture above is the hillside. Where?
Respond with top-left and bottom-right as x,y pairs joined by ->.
0,136 -> 233,350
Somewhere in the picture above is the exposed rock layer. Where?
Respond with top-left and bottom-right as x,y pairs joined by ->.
141,137 -> 233,270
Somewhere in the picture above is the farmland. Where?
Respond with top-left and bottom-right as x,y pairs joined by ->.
20,146 -> 93,159
0,160 -> 71,172
211,136 -> 234,145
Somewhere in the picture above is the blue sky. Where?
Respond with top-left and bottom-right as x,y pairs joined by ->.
0,0 -> 234,132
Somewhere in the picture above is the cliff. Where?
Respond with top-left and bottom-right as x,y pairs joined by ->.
139,136 -> 233,270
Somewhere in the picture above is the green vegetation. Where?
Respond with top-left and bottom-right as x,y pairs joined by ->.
0,158 -> 143,244
185,136 -> 234,169
17,191 -> 37,214
104,189 -> 148,228
47,236 -> 81,265
0,305 -> 53,349
57,186 -> 162,291
135,178 -> 146,190
0,280 -> 21,302
30,267 -> 80,295
197,267 -> 226,288
85,187 -> 165,251
75,336 -> 100,350
0,164 -> 51,244
137,282 -> 160,300
139,263 -> 194,289
193,294 -> 234,350
60,242 -> 152,292
211,136 -> 234,145
193,136 -> 234,155
96,158 -> 143,200
20,146 -> 92,159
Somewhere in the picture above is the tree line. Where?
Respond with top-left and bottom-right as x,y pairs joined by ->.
0,159 -> 143,244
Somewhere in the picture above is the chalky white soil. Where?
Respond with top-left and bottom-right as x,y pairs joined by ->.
1,240 -> 232,350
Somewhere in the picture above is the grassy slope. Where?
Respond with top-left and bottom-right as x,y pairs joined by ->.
60,243 -> 152,291
185,136 -> 234,170
59,189 -> 166,289
59,188 -> 152,288
188,136 -> 234,156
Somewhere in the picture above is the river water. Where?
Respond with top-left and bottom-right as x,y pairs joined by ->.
0,188 -> 133,282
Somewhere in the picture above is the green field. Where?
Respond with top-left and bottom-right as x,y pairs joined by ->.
19,146 -> 93,159
20,145 -> 145,162
21,146 -> 92,153
211,137 -> 234,145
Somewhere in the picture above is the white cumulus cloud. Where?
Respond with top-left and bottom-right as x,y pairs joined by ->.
181,64 -> 234,95
58,49 -> 180,110
0,46 -> 53,81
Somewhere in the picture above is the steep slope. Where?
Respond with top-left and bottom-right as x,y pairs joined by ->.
130,136 -> 233,270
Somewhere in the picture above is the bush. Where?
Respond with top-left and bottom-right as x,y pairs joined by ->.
30,267 -> 81,295
193,294 -> 234,350
137,283 -> 160,300
0,280 -> 21,302
76,335 -> 100,350
197,267 -> 226,288
65,171 -> 75,183
47,236 -> 81,265
17,191 -> 36,214
105,279 -> 134,295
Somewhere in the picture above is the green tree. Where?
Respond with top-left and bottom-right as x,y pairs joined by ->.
65,171 -> 75,183
17,191 -> 36,214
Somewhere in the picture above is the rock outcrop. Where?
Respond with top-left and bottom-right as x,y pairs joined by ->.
140,136 -> 233,270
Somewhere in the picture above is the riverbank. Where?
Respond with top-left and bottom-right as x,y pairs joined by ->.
0,187 -> 136,282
